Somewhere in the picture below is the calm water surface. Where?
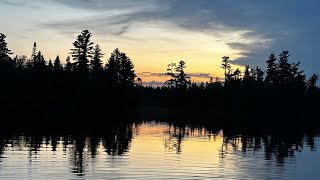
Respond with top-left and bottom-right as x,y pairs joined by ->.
0,121 -> 319,179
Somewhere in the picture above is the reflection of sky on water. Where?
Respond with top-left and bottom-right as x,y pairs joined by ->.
0,122 -> 319,179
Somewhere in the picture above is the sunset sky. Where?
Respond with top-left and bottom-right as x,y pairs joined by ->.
1,0 -> 320,85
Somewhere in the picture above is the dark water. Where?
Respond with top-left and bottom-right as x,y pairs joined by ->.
0,121 -> 319,179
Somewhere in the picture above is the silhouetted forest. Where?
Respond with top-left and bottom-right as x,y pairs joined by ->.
0,30 -> 319,128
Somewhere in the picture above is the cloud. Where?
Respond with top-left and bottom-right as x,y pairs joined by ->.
0,0 -> 44,8
142,81 -> 164,87
137,72 -> 212,79
137,72 -> 166,77
190,73 -> 211,78
53,0 -> 162,11
9,0 -> 320,76
39,1 -> 171,38
1,0 -> 27,6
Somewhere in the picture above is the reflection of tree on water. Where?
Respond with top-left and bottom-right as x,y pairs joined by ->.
220,128 -> 318,165
305,130 -> 319,152
0,122 -> 135,177
51,136 -> 58,152
30,136 -> 42,153
89,137 -> 99,158
70,136 -> 86,176
0,138 -> 4,161
0,123 -> 319,178
43,136 -> 59,152
103,124 -> 133,156
67,123 -> 133,176
68,136 -> 102,177
163,124 -> 186,153
62,136 -> 70,152
163,123 -> 215,154
0,126 -> 133,177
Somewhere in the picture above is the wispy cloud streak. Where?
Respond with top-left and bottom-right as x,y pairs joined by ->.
137,72 -> 212,79
2,0 -> 320,76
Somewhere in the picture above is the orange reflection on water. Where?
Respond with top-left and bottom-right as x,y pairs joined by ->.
2,122 -> 320,179
130,121 -> 224,170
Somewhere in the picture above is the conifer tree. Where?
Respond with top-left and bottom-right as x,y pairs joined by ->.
265,53 -> 277,85
53,55 -> 62,71
90,44 -> 104,78
47,59 -> 53,71
65,56 -> 72,72
0,33 -> 12,62
70,29 -> 94,74
165,60 -> 190,88
306,74 -> 319,93
34,51 -> 46,72
31,42 -> 37,59
221,56 -> 231,83
105,48 -> 136,86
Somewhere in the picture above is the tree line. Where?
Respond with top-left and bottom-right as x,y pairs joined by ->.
1,30 -> 136,87
0,29 -> 319,127
0,30 -> 139,125
165,53 -> 318,93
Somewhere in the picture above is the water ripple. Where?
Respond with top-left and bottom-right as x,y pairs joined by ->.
0,123 -> 319,179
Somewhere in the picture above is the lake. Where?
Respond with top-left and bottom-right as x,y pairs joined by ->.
0,121 -> 319,179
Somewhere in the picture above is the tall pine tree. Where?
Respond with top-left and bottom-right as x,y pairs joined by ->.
0,33 -> 13,75
221,56 -> 231,84
165,60 -> 191,88
278,51 -> 291,85
53,55 -> 62,71
47,60 -> 53,71
90,44 -> 104,78
105,48 -> 136,86
0,33 -> 12,62
31,42 -> 37,59
265,53 -> 277,86
34,51 -> 46,72
70,29 -> 94,74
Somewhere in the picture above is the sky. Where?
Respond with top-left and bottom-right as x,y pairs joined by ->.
1,0 -> 320,85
